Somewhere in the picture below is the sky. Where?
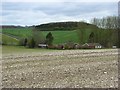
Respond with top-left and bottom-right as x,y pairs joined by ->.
1,0 -> 119,26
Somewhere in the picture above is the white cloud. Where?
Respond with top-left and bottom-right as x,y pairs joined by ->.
2,0 -> 120,2
1,1 -> 118,26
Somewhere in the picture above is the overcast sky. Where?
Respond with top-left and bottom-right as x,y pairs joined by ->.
1,0 -> 119,26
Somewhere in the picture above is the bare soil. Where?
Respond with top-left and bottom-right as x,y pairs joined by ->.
2,49 -> 118,88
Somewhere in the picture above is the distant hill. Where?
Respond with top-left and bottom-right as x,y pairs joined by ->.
35,21 -> 98,31
0,25 -> 24,29
1,22 -> 98,31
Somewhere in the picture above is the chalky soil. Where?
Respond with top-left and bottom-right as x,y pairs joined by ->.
2,49 -> 118,88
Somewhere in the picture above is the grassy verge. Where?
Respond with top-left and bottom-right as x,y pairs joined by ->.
2,45 -> 58,54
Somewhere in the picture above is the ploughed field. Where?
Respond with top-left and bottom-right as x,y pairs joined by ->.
2,48 -> 118,88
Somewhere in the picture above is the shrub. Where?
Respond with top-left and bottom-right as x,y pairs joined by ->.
57,44 -> 65,50
18,38 -> 24,46
48,45 -> 57,49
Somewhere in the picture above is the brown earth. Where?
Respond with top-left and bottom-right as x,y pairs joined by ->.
2,49 -> 118,88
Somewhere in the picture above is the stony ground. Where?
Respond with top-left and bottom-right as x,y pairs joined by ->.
2,49 -> 118,88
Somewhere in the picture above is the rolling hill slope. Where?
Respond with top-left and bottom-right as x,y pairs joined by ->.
1,21 -> 119,47
2,27 -> 80,44
1,33 -> 19,45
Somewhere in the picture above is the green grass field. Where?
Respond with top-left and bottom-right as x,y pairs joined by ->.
2,28 -> 80,44
1,33 -> 19,45
2,28 -> 33,38
42,31 -> 79,44
2,26 -> 117,47
2,45 -> 54,54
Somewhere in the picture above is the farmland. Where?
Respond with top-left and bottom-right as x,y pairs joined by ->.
2,28 -> 33,38
1,1 -> 119,89
2,46 -> 118,88
2,22 -> 118,48
1,33 -> 19,45
2,28 -> 80,44
1,23 -> 119,88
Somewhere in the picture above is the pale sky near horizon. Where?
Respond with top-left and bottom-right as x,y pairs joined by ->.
1,0 -> 119,26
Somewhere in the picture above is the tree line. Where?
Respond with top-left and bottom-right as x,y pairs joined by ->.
35,22 -> 91,31
21,30 -> 54,48
77,21 -> 119,48
19,17 -> 119,48
91,16 -> 119,29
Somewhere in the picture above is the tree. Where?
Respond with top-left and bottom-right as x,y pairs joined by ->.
91,16 -> 119,29
24,38 -> 27,46
32,29 -> 45,47
27,38 -> 35,48
46,32 -> 54,46
88,32 -> 95,43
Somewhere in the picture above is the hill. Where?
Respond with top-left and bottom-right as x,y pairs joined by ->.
1,33 -> 19,45
2,28 -> 79,44
2,28 -> 33,39
1,21 -> 119,47
0,25 -> 24,29
35,21 -> 98,31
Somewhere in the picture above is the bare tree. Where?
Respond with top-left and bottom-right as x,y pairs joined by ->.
91,16 -> 119,29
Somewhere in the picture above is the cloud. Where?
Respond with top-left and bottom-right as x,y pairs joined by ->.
2,0 -> 120,2
1,2 -> 118,26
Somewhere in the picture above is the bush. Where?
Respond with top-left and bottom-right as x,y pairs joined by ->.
57,44 -> 65,50
64,42 -> 74,49
18,38 -> 24,46
48,45 -> 57,49
64,44 -> 69,49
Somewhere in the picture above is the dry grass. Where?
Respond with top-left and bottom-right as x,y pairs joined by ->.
2,48 -> 118,88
